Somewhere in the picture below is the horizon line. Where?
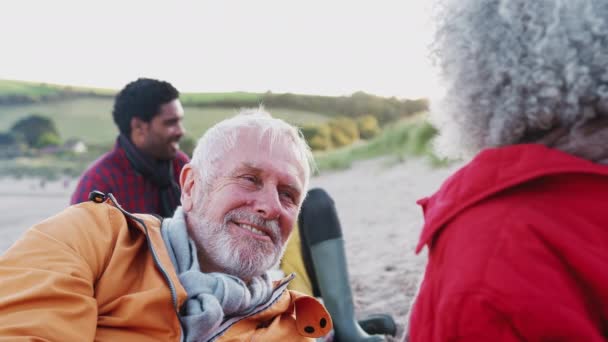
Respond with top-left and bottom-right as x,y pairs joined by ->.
0,77 -> 429,101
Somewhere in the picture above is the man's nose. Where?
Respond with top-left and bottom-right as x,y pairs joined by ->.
175,122 -> 186,139
254,186 -> 281,220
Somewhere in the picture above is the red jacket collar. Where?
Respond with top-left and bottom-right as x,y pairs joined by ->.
415,144 -> 608,253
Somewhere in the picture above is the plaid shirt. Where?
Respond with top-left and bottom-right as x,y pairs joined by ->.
71,139 -> 189,215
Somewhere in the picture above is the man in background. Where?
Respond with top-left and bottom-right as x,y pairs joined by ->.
71,77 -> 188,216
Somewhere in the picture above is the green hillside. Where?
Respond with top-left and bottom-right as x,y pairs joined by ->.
0,80 -> 64,99
0,79 -> 115,103
0,79 -> 434,179
180,92 -> 263,106
0,79 -> 428,124
0,79 -> 266,106
0,113 -> 447,179
0,98 -> 329,145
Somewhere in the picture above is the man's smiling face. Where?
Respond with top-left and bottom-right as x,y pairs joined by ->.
186,128 -> 305,279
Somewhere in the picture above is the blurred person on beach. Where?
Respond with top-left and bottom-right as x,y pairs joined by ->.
0,110 -> 334,341
408,0 -> 608,341
70,77 -> 188,217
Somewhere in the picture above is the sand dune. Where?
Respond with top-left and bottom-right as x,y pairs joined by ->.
0,157 -> 461,341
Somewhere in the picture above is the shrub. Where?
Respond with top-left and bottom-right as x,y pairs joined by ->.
330,129 -> 352,147
357,115 -> 381,140
328,117 -> 359,147
11,114 -> 60,148
300,123 -> 332,151
308,135 -> 331,151
329,117 -> 359,141
36,132 -> 61,148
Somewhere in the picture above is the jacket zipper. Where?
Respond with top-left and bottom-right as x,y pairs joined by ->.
107,194 -> 184,341
206,273 -> 295,342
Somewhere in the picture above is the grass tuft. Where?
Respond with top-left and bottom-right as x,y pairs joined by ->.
313,114 -> 452,174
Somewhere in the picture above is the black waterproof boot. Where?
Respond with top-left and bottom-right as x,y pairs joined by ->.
310,238 -> 385,342
300,188 -> 387,342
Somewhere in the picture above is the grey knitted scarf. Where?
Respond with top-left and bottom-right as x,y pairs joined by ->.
161,207 -> 273,342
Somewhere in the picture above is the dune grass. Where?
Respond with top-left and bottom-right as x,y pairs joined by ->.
313,114 -> 449,173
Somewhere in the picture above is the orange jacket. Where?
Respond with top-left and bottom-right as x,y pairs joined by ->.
0,199 -> 331,341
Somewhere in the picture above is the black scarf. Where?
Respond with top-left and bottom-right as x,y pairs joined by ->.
118,134 -> 181,217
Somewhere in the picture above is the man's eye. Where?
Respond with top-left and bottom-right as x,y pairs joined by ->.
280,191 -> 295,203
242,175 -> 257,183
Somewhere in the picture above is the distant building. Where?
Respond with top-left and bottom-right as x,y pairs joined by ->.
63,139 -> 87,154
38,139 -> 87,156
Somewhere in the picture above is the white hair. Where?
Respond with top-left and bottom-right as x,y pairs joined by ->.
190,107 -> 314,202
430,0 -> 608,158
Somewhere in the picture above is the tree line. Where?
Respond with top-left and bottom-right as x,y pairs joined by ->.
1,83 -> 428,125
186,91 -> 428,125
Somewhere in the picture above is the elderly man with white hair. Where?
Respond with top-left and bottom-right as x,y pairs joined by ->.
0,109 -> 332,341
408,0 -> 608,341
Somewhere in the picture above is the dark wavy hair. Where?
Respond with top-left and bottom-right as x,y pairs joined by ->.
430,0 -> 608,158
112,78 -> 180,136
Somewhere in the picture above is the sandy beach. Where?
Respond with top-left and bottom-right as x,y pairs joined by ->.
0,157 -> 461,341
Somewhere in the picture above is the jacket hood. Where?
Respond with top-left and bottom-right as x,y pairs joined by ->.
415,144 -> 608,253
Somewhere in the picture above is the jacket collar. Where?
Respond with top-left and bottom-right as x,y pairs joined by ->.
415,144 -> 608,253
103,194 -> 189,311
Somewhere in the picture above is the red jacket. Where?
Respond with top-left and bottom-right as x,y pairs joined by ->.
408,144 -> 608,341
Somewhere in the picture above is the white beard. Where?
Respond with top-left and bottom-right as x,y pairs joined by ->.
188,207 -> 287,280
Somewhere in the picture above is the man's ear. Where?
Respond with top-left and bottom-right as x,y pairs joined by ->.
180,164 -> 195,212
130,117 -> 147,144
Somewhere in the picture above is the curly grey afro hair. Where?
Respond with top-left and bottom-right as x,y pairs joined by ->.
430,0 -> 608,158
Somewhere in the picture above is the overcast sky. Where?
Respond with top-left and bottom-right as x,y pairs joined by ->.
0,0 -> 441,99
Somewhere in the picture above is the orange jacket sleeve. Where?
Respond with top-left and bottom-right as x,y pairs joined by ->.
0,205 -> 116,341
